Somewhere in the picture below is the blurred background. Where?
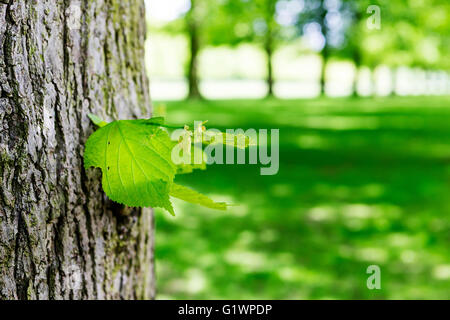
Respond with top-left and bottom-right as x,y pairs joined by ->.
145,0 -> 450,299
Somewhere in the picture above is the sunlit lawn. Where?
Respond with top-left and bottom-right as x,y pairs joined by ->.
153,96 -> 450,299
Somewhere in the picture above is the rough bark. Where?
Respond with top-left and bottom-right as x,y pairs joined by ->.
0,0 -> 155,300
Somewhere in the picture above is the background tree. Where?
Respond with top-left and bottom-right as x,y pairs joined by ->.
161,0 -> 284,98
346,0 -> 449,96
0,0 -> 155,299
186,0 -> 202,99
339,0 -> 367,96
258,0 -> 279,97
207,0 -> 289,97
295,0 -> 354,96
155,0 -> 219,99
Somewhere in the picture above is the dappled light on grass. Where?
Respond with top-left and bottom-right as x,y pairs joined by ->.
154,96 -> 450,299
433,265 -> 450,280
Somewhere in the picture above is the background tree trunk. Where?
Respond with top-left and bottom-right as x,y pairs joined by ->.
390,68 -> 397,96
263,0 -> 277,98
264,29 -> 274,98
320,48 -> 328,97
319,0 -> 328,97
187,0 -> 201,99
0,0 -> 155,299
352,49 -> 361,97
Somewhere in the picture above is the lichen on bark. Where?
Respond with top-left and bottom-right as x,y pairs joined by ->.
0,0 -> 155,299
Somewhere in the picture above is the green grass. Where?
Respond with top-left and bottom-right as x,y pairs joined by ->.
153,96 -> 450,299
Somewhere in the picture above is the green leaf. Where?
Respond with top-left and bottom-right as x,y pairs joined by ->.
84,119 -> 177,215
88,113 -> 108,128
170,183 -> 228,210
176,146 -> 207,174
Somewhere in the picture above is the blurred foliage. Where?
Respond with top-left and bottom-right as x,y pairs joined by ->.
150,0 -> 450,72
154,96 -> 450,299
353,0 -> 450,69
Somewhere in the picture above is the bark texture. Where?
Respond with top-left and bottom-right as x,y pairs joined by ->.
0,0 -> 155,299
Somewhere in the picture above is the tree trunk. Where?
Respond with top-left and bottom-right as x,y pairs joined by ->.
187,0 -> 201,99
390,67 -> 397,96
320,50 -> 328,97
319,0 -> 327,97
264,0 -> 276,98
352,49 -> 361,97
0,0 -> 155,300
264,31 -> 274,98
370,67 -> 377,96
352,67 -> 359,97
